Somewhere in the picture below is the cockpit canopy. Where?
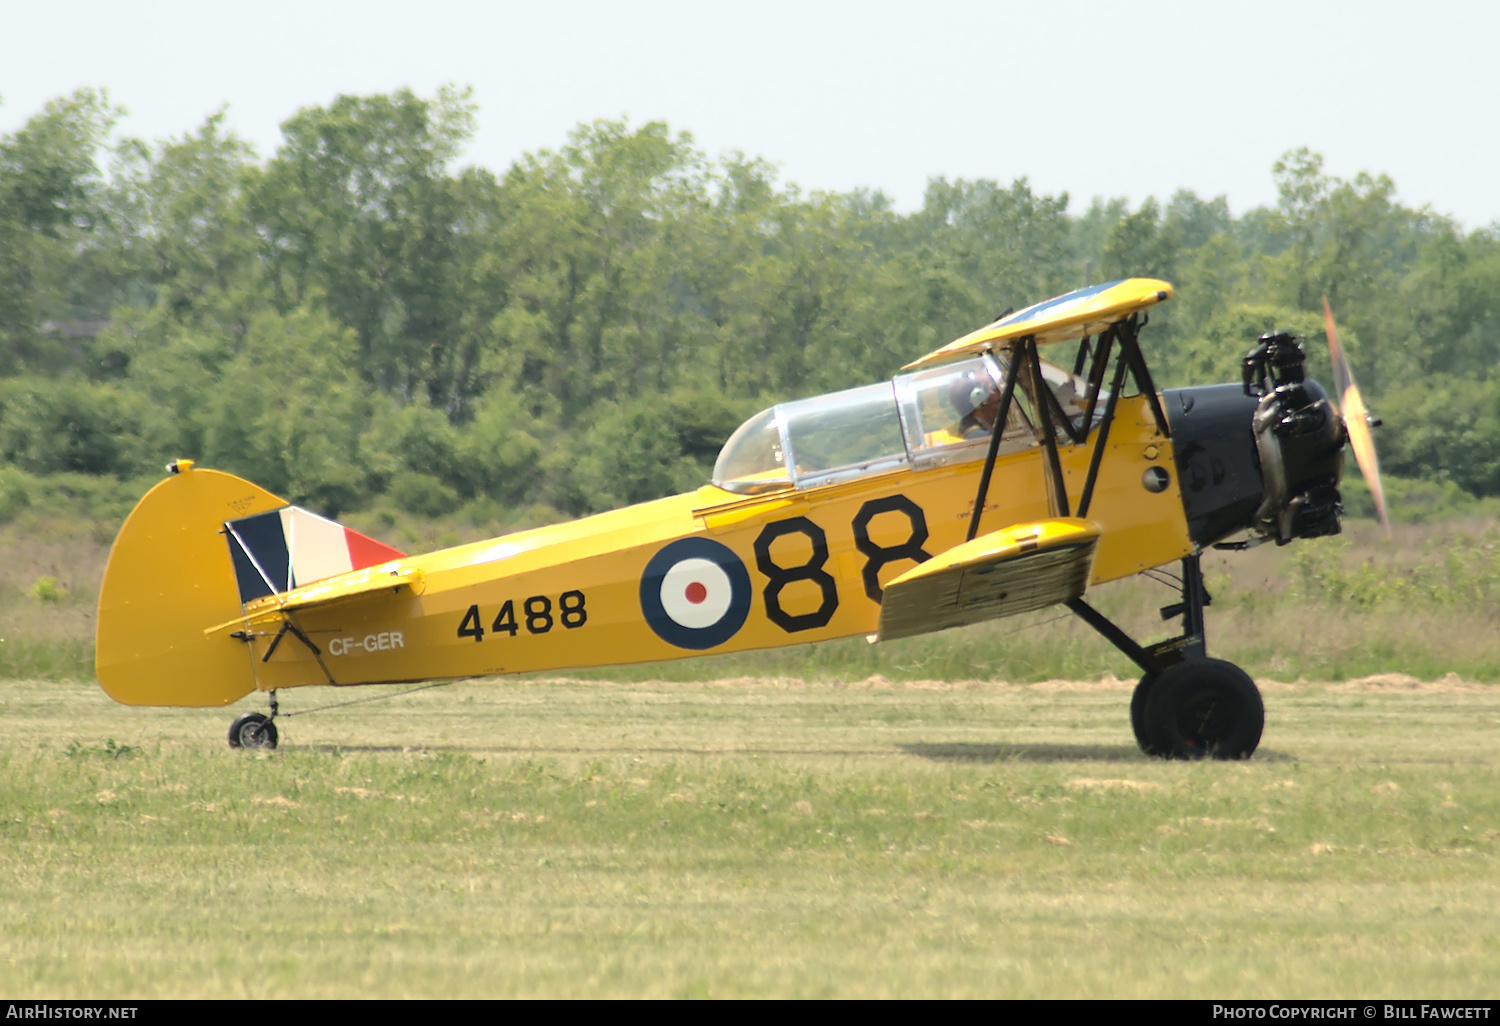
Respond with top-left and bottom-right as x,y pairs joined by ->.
712,355 -> 1098,495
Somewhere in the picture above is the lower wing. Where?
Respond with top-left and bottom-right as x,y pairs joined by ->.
876,518 -> 1100,642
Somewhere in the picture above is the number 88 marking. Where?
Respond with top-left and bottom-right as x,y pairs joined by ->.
753,517 -> 838,633
852,495 -> 932,602
752,496 -> 932,633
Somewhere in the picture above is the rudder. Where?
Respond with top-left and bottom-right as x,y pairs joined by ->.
96,463 -> 286,706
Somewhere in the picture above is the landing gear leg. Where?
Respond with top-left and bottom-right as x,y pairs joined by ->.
1069,554 -> 1264,760
228,690 -> 280,750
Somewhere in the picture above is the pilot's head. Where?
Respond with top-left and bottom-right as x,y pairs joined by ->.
950,367 -> 1002,429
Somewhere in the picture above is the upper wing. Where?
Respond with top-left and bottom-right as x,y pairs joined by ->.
876,518 -> 1100,642
903,278 -> 1172,370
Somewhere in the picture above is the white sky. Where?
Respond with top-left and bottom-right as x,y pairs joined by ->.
4,0 -> 1498,229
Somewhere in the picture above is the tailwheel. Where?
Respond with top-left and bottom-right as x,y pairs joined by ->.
1143,658 -> 1263,760
228,711 -> 279,750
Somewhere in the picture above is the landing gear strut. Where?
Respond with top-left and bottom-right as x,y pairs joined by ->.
228,690 -> 280,750
1070,554 -> 1264,759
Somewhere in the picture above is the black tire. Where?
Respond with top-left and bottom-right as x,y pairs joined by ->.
228,712 -> 279,750
1131,670 -> 1168,756
1143,658 -> 1263,760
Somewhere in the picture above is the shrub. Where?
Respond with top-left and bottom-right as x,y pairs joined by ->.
28,575 -> 64,603
388,471 -> 461,518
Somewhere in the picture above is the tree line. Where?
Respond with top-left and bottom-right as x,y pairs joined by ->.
2,86 -> 1498,519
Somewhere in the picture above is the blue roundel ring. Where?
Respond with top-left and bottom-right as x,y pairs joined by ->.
639,537 -> 752,650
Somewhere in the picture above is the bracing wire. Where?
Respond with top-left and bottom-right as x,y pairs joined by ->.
277,679 -> 468,719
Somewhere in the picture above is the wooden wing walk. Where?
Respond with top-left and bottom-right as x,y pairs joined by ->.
877,519 -> 1100,641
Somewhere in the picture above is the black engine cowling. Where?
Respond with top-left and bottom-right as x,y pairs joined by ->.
1166,332 -> 1345,549
1243,332 -> 1345,544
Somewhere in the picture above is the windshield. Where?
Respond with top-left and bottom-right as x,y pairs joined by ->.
712,382 -> 908,494
779,382 -> 908,488
711,407 -> 792,495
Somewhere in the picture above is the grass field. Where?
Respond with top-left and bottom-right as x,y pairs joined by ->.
2,486 -> 1497,996
3,674 -> 1497,998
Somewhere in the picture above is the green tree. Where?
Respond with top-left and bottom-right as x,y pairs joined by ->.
1380,375 -> 1500,496
1171,303 -> 1330,389
1101,198 -> 1178,284
490,118 -> 708,422
252,86 -> 488,413
552,397 -> 704,514
917,176 -> 1073,314
119,302 -> 373,514
0,88 -> 121,374
1259,147 -> 1440,392
0,376 -> 144,476
105,110 -> 262,323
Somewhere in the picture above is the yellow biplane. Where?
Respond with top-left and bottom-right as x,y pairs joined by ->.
96,279 -> 1385,758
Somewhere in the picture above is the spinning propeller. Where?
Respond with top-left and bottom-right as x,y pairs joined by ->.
1323,298 -> 1390,536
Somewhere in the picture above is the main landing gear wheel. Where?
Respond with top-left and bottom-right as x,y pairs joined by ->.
228,711 -> 279,750
1131,670 -> 1168,757
1143,658 -> 1263,760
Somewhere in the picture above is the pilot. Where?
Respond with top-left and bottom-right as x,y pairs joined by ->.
948,367 -> 1005,439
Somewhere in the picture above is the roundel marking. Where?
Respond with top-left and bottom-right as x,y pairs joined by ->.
640,537 -> 752,650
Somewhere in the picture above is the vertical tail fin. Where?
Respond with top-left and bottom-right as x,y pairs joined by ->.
96,463 -> 405,707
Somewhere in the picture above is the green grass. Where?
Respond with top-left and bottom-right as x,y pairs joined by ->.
2,675 -> 1497,997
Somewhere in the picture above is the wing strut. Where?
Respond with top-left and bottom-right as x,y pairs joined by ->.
1076,330 -> 1130,518
964,311 -> 1170,542
1076,328 -> 1112,435
1072,334 -> 1092,377
1119,314 -> 1170,435
1024,336 -> 1071,517
965,344 -> 1025,542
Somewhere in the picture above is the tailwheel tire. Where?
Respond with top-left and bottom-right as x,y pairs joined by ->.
1130,670 -> 1168,757
228,712 -> 279,750
1143,658 -> 1263,760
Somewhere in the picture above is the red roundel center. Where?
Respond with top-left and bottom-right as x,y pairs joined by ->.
684,581 -> 708,604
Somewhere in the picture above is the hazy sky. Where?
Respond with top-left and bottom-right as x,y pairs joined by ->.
5,0 -> 1497,229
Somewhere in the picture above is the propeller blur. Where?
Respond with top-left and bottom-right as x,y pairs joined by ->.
1323,298 -> 1391,537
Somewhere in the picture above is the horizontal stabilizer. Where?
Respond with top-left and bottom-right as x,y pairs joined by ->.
204,565 -> 425,636
876,518 -> 1101,642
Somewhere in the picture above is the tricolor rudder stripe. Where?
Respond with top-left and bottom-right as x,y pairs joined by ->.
225,506 -> 406,603
639,537 -> 751,650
